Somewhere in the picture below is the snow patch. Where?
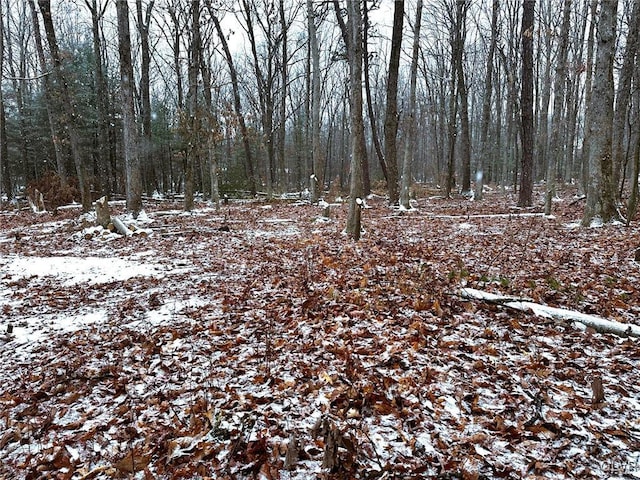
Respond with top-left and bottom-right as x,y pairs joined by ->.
1,255 -> 163,286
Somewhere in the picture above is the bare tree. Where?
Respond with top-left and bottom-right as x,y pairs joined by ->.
84,0 -> 110,196
399,0 -> 423,209
116,0 -> 143,215
27,0 -> 65,188
518,0 -> 535,207
334,0 -> 366,239
207,0 -> 257,196
363,1 -> 388,191
0,0 -> 8,202
581,0 -> 620,225
612,0 -> 640,195
200,47 -> 221,209
544,0 -> 571,215
136,0 -> 155,196
579,0 -> 598,193
383,0 -> 404,205
627,55 -> 640,222
38,0 -> 92,211
451,1 -> 472,195
475,0 -> 499,201
308,0 -> 324,203
183,0 -> 201,212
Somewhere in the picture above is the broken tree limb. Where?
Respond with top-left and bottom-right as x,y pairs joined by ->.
112,216 -> 133,237
458,287 -> 640,338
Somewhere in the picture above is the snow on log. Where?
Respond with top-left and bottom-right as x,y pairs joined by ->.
112,216 -> 133,237
459,287 -> 640,338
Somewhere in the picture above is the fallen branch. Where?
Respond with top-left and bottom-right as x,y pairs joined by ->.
458,287 -> 640,338
112,216 -> 133,237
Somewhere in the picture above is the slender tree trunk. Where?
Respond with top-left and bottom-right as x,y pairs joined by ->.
0,97 -> 8,201
0,1 -> 8,202
628,50 -> 640,223
38,0 -> 97,206
136,0 -> 155,197
581,0 -> 620,225
518,0 -> 535,207
207,1 -> 256,196
445,85 -> 458,198
627,120 -> 640,224
535,0 -> 553,182
242,0 -> 274,198
545,0 -> 571,216
335,0 -> 365,239
383,0 -> 404,205
362,1 -> 387,186
308,0 -> 324,203
201,52 -> 220,208
116,0 -> 143,215
456,1 -> 471,195
475,0 -> 499,201
167,6 -> 184,110
184,0 -> 201,212
400,0 -> 422,209
39,0 -> 92,211
86,0 -> 110,197
612,0 -> 640,196
278,0 -> 288,191
580,0 -> 598,195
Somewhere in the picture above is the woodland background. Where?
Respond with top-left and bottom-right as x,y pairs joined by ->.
0,0 -> 638,231
2,1 -> 640,478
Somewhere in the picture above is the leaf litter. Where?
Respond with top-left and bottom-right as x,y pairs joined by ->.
1,191 -> 640,479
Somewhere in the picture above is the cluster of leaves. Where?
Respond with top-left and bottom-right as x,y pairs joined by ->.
1,191 -> 640,479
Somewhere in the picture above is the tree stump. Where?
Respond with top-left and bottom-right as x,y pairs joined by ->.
95,196 -> 112,229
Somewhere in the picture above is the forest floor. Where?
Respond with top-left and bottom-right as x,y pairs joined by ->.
1,186 -> 640,479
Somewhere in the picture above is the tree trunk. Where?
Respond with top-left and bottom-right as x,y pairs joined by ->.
0,97 -> 9,202
201,50 -> 220,209
335,0 -> 366,239
38,0 -> 92,211
579,0 -> 598,195
456,1 -> 471,195
400,0 -> 422,209
207,1 -> 256,196
85,0 -> 110,197
627,126 -> 640,224
278,0 -> 288,191
308,0 -> 324,204
383,0 -> 404,205
136,0 -> 155,197
0,2 -> 8,203
581,0 -> 620,225
612,0 -> 640,196
544,0 -> 571,216
242,0 -> 274,198
363,1 -> 387,186
534,0 -> 553,185
475,0 -> 499,201
116,0 -> 143,216
518,0 -> 535,207
184,0 -> 201,212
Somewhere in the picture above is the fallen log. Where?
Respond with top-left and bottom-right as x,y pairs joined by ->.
458,287 -> 640,338
112,216 -> 133,237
